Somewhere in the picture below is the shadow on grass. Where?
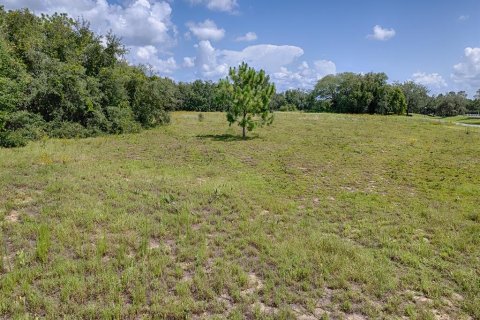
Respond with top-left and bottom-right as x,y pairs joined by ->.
196,134 -> 259,142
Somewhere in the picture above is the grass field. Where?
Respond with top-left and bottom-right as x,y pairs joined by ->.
459,119 -> 480,126
1,112 -> 479,319
426,115 -> 480,126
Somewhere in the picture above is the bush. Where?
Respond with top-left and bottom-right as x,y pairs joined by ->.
129,77 -> 173,128
0,111 -> 45,147
47,121 -> 89,139
279,104 -> 297,112
85,109 -> 111,136
0,130 -> 29,147
106,103 -> 141,134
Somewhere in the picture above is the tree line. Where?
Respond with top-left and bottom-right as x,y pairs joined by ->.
270,75 -> 480,117
1,7 -> 479,147
0,7 -> 175,147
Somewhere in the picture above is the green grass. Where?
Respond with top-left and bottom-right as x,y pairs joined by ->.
416,114 -> 480,126
459,118 -> 480,125
1,112 -> 479,319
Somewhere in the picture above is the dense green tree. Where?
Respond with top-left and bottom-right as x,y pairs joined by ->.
269,93 -> 287,111
284,89 -> 310,110
177,80 -> 223,112
126,69 -> 174,128
433,92 -> 468,117
270,89 -> 313,111
377,86 -> 407,115
469,89 -> 480,113
219,62 -> 275,139
0,35 -> 28,113
397,81 -> 430,115
313,73 -> 407,115
0,7 -> 173,147
362,72 -> 388,114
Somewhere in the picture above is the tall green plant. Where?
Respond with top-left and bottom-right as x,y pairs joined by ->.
219,62 -> 275,139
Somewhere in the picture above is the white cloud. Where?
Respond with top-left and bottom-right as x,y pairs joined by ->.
236,32 -> 258,42
221,44 -> 304,73
368,25 -> 396,41
130,45 -> 178,74
314,60 -> 337,76
186,19 -> 225,41
189,0 -> 238,13
136,45 -> 158,60
183,57 -> 196,68
189,40 -> 334,90
272,59 -> 337,90
459,15 -> 469,21
193,40 -> 229,77
452,47 -> 480,89
411,72 -> 447,89
192,41 -> 305,79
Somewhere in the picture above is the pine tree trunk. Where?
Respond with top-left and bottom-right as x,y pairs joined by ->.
242,111 -> 247,139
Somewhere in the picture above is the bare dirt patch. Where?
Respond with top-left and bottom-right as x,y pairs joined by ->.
148,239 -> 160,250
241,273 -> 264,296
345,314 -> 367,320
5,210 -> 19,223
251,301 -> 278,315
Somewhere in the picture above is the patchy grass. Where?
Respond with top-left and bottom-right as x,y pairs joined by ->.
459,118 -> 480,126
1,112 -> 479,319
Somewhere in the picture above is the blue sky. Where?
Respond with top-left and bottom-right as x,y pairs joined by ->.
3,0 -> 480,94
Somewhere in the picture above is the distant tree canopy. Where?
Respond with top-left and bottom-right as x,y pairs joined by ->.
271,77 -> 477,117
1,7 -> 479,148
311,72 -> 406,115
176,80 -> 224,112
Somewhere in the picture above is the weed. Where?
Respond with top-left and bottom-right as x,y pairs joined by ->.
36,225 -> 51,263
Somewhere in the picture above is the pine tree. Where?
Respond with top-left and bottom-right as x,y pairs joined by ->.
219,62 -> 275,139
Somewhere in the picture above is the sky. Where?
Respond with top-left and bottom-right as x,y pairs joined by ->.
2,0 -> 480,94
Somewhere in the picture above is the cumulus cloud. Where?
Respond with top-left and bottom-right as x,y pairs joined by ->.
188,40 -> 334,90
272,60 -> 337,90
411,72 -> 447,89
130,45 -> 178,74
221,44 -> 304,73
188,0 -> 238,13
191,41 -> 304,79
193,40 -> 229,77
183,57 -> 196,68
368,25 -> 396,41
186,20 -> 225,41
452,47 -> 480,89
2,0 -> 177,75
236,32 -> 258,42
458,15 -> 469,21
314,60 -> 337,76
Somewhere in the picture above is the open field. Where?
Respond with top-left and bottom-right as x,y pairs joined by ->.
1,112 -> 479,319
423,115 -> 480,127
459,119 -> 480,126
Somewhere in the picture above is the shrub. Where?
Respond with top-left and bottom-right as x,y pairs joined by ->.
0,111 -> 46,147
0,130 -> 29,147
47,121 -> 89,139
106,103 -> 142,134
279,104 -> 297,112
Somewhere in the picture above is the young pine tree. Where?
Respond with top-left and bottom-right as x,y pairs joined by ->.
219,62 -> 275,139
